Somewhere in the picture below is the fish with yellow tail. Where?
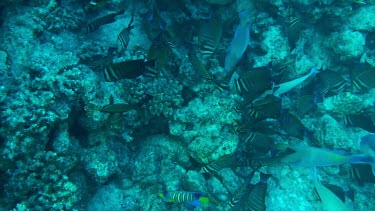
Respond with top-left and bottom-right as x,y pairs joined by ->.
159,191 -> 209,207
282,145 -> 375,176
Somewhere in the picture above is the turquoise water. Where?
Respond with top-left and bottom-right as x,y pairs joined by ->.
0,0 -> 375,210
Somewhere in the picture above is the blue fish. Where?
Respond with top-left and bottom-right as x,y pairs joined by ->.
282,146 -> 375,175
360,134 -> 375,156
224,10 -> 251,74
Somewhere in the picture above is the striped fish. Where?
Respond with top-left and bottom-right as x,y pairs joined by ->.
189,54 -> 213,81
199,154 -> 237,174
318,70 -> 347,95
85,10 -> 124,33
159,191 -> 209,207
351,65 -> 375,93
117,14 -> 134,52
279,110 -> 306,140
343,114 -> 375,133
234,66 -> 272,102
103,59 -> 157,82
229,170 -> 270,211
287,16 -> 302,51
197,19 -> 223,59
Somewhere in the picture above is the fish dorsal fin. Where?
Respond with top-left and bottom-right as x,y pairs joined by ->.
322,183 -> 346,203
109,95 -> 114,104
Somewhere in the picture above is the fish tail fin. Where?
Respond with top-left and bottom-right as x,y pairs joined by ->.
198,196 -> 209,204
158,192 -> 166,199
309,67 -> 320,76
346,188 -> 355,202
239,10 -> 251,24
348,154 -> 374,163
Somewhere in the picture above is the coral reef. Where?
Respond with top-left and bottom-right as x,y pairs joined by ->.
0,0 -> 375,210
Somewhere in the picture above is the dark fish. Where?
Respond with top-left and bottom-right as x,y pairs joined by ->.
315,183 -> 354,203
279,110 -> 307,140
117,10 -> 135,52
100,94 -> 153,113
350,64 -> 375,93
189,54 -> 213,81
148,40 -> 172,71
237,95 -> 281,122
199,154 -> 237,174
241,132 -> 275,154
85,10 -> 124,33
81,47 -> 117,70
229,170 -> 270,211
287,16 -> 302,51
104,59 -> 157,82
252,0 -> 279,17
197,19 -> 223,59
343,114 -> 375,133
350,164 -> 375,185
313,181 -> 353,211
234,65 -> 272,102
317,70 -> 347,96
293,95 -> 317,117
229,169 -> 257,208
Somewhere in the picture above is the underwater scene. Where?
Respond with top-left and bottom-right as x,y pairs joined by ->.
1,0 -> 375,210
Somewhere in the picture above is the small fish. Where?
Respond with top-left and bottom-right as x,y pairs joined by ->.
199,154 -> 237,174
282,146 -> 375,175
247,94 -> 281,121
197,19 -> 223,59
100,94 -> 153,113
350,64 -> 375,93
189,54 -> 213,81
343,114 -> 375,133
104,59 -> 157,82
229,170 -> 270,211
350,164 -> 375,185
117,10 -> 135,52
241,132 -> 275,154
159,191 -> 209,207
317,70 -> 347,96
273,67 -> 319,97
234,65 -> 272,102
313,180 -> 353,211
279,110 -> 307,140
85,10 -> 124,33
293,95 -> 317,117
287,16 -> 302,51
224,10 -> 251,73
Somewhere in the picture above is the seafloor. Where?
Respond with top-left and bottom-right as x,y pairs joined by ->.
1,0 -> 375,210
